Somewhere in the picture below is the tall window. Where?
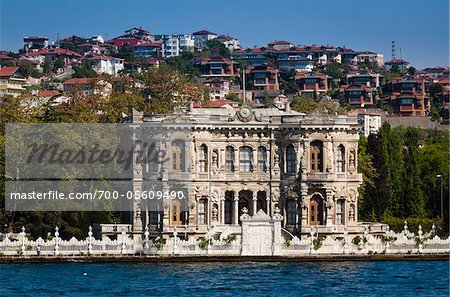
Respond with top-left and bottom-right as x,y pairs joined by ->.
148,143 -> 158,173
225,146 -> 235,172
286,199 -> 297,225
336,199 -> 345,225
257,191 -> 267,213
258,146 -> 267,172
310,141 -> 323,172
310,195 -> 323,225
239,146 -> 252,172
198,144 -> 207,173
171,140 -> 185,172
337,145 -> 345,173
198,199 -> 207,225
224,192 -> 233,224
286,145 -> 296,174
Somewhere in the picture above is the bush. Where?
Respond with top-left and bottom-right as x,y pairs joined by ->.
352,235 -> 367,246
223,234 -> 237,245
197,237 -> 212,250
152,236 -> 166,249
383,217 -> 444,234
313,236 -> 325,250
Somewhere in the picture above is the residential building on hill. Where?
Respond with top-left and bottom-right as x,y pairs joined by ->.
216,35 -> 241,51
134,41 -> 162,58
157,34 -> 195,58
23,36 -> 49,53
232,48 -> 269,67
384,59 -> 410,72
245,64 -> 279,91
385,76 -> 428,117
193,30 -> 218,49
84,55 -> 124,76
295,72 -> 331,95
0,67 -> 26,97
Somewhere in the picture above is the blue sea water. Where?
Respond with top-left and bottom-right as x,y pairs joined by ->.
0,260 -> 448,296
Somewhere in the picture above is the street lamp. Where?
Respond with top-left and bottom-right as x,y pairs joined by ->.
436,175 -> 443,219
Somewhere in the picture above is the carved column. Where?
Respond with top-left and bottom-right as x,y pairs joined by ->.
325,189 -> 334,226
220,196 -> 225,225
252,191 -> 257,215
300,187 -> 308,226
233,191 -> 239,225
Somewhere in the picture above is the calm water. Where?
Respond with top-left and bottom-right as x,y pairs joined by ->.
1,261 -> 448,296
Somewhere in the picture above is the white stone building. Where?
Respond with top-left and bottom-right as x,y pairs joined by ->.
126,106 -> 363,240
193,30 -> 218,49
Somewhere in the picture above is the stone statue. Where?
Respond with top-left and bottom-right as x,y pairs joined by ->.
349,149 -> 356,174
212,204 -> 218,222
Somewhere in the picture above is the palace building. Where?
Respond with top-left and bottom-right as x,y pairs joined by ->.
126,105 -> 363,239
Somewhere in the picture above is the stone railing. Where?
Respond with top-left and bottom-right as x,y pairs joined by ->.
0,222 -> 448,258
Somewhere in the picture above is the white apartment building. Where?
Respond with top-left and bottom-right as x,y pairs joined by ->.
356,52 -> 384,67
161,34 -> 195,58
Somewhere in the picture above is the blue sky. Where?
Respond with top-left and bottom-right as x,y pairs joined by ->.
0,0 -> 448,69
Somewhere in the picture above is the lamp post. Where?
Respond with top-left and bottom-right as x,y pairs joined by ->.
436,175 -> 443,219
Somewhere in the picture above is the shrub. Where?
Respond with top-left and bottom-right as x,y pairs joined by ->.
152,236 -> 166,249
313,236 -> 325,250
352,235 -> 367,246
223,234 -> 237,245
197,237 -> 212,250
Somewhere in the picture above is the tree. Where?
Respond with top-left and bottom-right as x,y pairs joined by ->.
141,64 -> 209,114
292,95 -> 346,115
325,62 -> 346,80
203,39 -> 231,58
357,136 -> 378,220
279,69 -> 299,94
166,52 -> 201,81
407,67 -> 416,76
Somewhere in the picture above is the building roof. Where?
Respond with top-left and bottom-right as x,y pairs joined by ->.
23,48 -> 81,57
84,55 -> 124,61
24,36 -> 48,40
134,41 -> 162,47
216,35 -> 236,41
125,27 -> 151,34
193,29 -> 217,36
385,59 -> 409,64
63,78 -> 97,85
0,67 -> 21,77
37,90 -> 60,97
0,54 -> 13,60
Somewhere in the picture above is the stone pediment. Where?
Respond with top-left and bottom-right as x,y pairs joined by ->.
250,209 -> 272,221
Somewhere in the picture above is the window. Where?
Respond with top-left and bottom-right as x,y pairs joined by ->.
310,195 -> 323,225
198,144 -> 207,173
239,146 -> 252,172
310,141 -> 323,172
225,146 -> 235,172
198,199 -> 207,225
148,144 -> 159,173
257,146 -> 267,172
286,145 -> 296,174
336,199 -> 345,225
286,200 -> 296,225
337,145 -> 345,173
224,193 -> 233,224
171,140 -> 185,172
257,191 -> 267,213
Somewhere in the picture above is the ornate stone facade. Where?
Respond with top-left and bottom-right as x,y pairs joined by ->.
129,106 -> 362,238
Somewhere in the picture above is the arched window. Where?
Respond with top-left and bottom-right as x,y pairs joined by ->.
336,199 -> 345,225
171,140 -> 185,172
310,141 -> 323,172
239,146 -> 253,172
224,191 -> 233,224
198,144 -> 208,173
197,199 -> 207,225
225,146 -> 235,172
257,146 -> 267,172
337,145 -> 345,173
310,195 -> 324,225
286,199 -> 297,225
286,144 -> 296,174
148,143 -> 158,173
257,191 -> 267,213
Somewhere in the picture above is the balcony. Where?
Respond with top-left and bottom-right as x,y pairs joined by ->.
306,172 -> 329,181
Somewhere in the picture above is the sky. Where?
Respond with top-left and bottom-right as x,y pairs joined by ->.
0,0 -> 448,69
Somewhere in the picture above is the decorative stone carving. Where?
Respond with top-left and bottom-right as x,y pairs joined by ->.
212,204 -> 218,222
349,149 -> 356,174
